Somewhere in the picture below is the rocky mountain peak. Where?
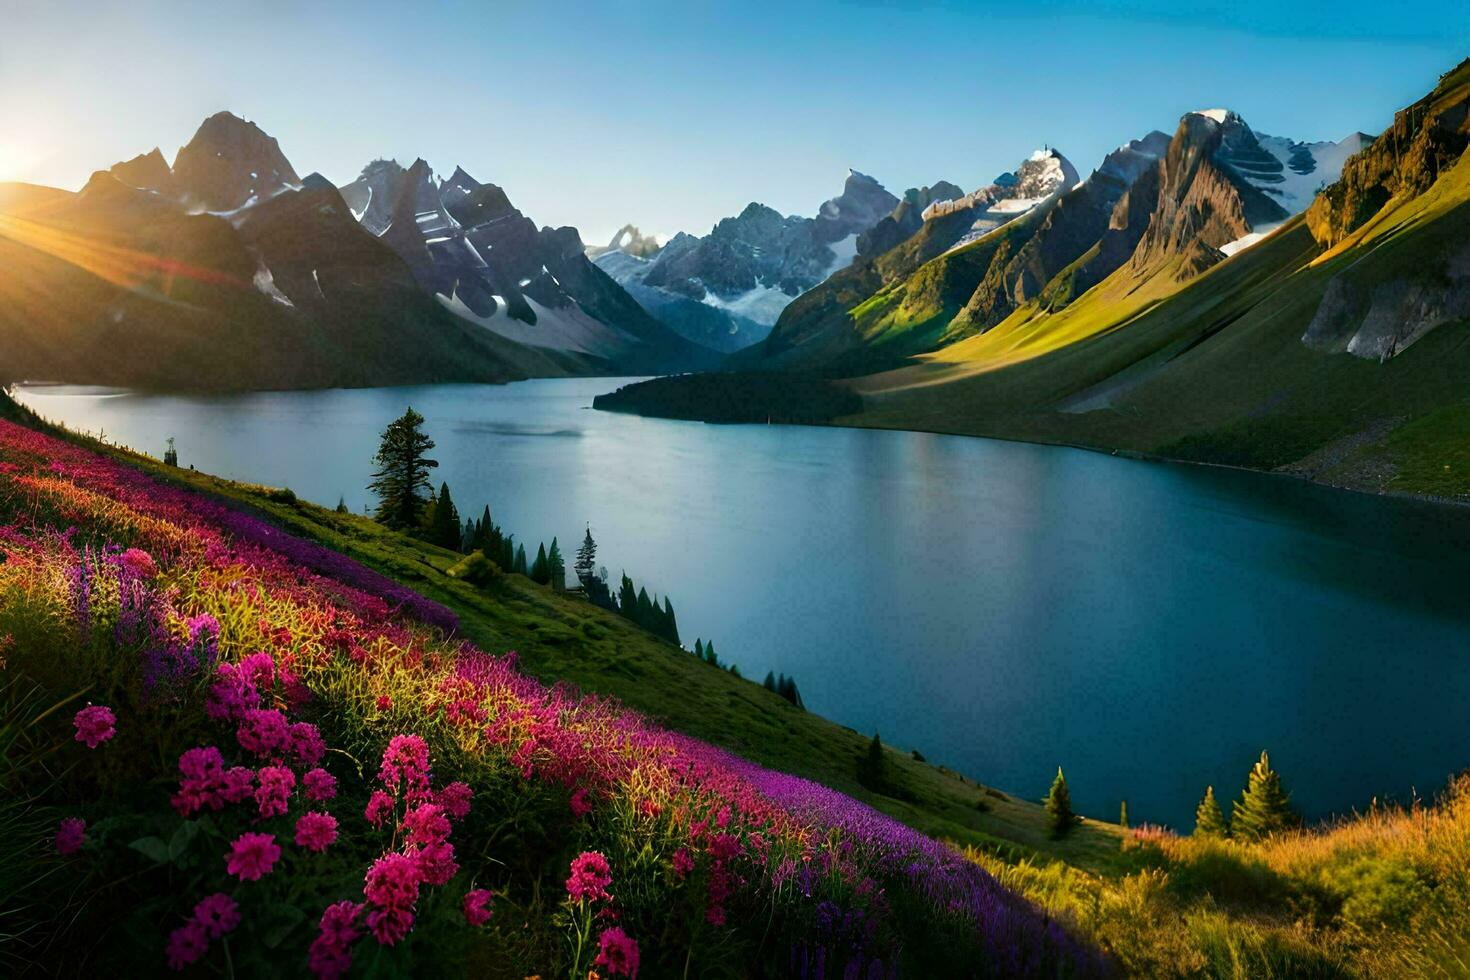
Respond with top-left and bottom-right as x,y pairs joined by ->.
171,111 -> 301,211
108,147 -> 174,196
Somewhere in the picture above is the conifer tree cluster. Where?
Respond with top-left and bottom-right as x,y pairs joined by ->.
762,671 -> 805,709
1190,751 -> 1299,840
614,572 -> 680,644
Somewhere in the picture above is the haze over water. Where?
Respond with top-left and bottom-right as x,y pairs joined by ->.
16,378 -> 1470,828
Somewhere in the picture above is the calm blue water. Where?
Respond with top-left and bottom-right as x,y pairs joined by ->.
14,378 -> 1470,828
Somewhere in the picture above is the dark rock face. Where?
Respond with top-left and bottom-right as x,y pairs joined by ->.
108,148 -> 176,197
340,157 -> 716,372
639,171 -> 898,311
1307,59 -> 1468,246
1130,113 -> 1289,278
857,180 -> 965,259
170,111 -> 301,211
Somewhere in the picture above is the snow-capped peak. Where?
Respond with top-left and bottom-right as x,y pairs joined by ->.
1191,108 -> 1235,124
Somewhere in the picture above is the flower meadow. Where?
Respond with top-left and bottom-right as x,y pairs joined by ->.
0,419 -> 1107,977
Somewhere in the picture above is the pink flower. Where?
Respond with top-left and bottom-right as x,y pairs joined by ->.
378,734 -> 430,798
193,893 -> 241,938
401,803 -> 450,846
411,839 -> 459,886
56,817 -> 86,856
365,905 -> 414,946
237,708 -> 289,757
73,704 -> 115,748
295,812 -> 339,853
462,888 -> 494,927
364,790 -> 394,828
304,767 -> 338,802
375,695 -> 392,711
436,781 -> 472,820
566,851 -> 613,903
225,832 -> 280,881
363,852 -> 423,909
221,766 -> 256,804
255,765 -> 296,819
309,901 -> 361,979
165,921 -> 210,971
173,746 -> 227,816
289,722 -> 326,766
672,847 -> 694,879
119,548 -> 157,578
594,926 -> 641,978
570,786 -> 592,818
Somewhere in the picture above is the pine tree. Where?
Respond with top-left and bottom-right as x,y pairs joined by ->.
1231,751 -> 1298,842
426,483 -> 461,550
530,543 -> 550,584
763,671 -> 777,692
661,596 -> 680,644
635,587 -> 654,629
335,496 -> 349,514
548,538 -> 565,590
575,527 -> 597,584
369,407 -> 438,529
1045,767 -> 1078,837
1194,786 -> 1229,838
1119,800 -> 1129,830
617,574 -> 638,619
513,543 -> 528,576
695,639 -> 706,661
858,732 -> 888,793
500,536 -> 515,572
704,640 -> 718,666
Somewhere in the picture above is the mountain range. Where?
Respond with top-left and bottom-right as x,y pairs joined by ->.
0,112 -> 718,389
596,59 -> 1470,500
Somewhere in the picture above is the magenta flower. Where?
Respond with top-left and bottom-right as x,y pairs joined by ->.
400,803 -> 450,846
672,847 -> 695,879
365,905 -> 414,946
225,832 -> 281,881
236,708 -> 289,757
363,852 -> 423,909
72,704 -> 115,749
436,781 -> 472,820
193,893 -> 241,939
462,888 -> 493,927
56,817 -> 86,856
364,790 -> 394,828
570,786 -> 592,818
304,767 -> 338,802
595,926 -> 641,978
119,547 -> 158,578
165,921 -> 210,971
221,766 -> 256,804
295,812 -> 339,853
289,722 -> 326,766
309,901 -> 361,979
378,733 -> 431,798
255,765 -> 296,819
566,851 -> 613,903
411,839 -> 459,886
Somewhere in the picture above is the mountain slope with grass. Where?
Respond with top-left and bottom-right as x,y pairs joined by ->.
598,61 -> 1470,502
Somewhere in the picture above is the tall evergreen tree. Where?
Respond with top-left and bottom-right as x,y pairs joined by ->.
575,527 -> 598,584
1194,786 -> 1229,838
703,639 -> 718,666
617,574 -> 638,619
858,732 -> 888,793
695,639 -> 707,661
1119,800 -> 1129,830
500,536 -> 515,573
530,543 -> 550,584
635,587 -> 654,629
763,670 -> 777,692
335,496 -> 349,514
513,543 -> 528,576
426,482 -> 461,550
548,538 -> 565,590
1045,767 -> 1078,837
661,595 -> 680,644
1231,751 -> 1298,841
368,407 -> 438,529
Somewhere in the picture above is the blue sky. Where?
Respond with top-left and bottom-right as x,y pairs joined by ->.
1,0 -> 1465,244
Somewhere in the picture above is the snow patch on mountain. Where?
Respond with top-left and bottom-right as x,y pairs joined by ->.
699,280 -> 793,326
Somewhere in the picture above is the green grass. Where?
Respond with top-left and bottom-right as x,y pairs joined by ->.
88,438 -> 1131,876
1384,402 -> 1470,497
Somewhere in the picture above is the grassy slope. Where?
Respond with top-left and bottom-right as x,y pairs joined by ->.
89,439 -> 1128,875
846,152 -> 1470,499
